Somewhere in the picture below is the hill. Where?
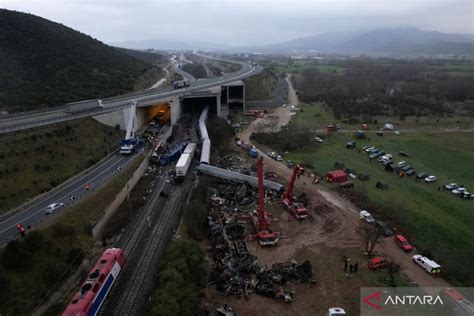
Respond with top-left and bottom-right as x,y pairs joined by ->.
244,28 -> 474,57
0,9 -> 159,112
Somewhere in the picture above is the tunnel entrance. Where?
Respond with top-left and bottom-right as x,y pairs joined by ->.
181,96 -> 218,115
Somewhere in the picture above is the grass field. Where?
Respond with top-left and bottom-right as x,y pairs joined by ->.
293,102 -> 474,130
285,106 -> 474,285
275,63 -> 345,74
0,156 -> 142,315
0,118 -> 123,214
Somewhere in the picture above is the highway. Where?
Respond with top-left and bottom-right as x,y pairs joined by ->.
0,60 -> 261,134
0,150 -> 141,245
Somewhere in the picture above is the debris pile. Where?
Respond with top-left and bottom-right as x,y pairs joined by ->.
205,177 -> 315,302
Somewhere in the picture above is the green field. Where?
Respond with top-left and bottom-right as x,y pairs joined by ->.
284,105 -> 474,285
293,102 -> 474,130
0,119 -> 123,214
275,63 -> 345,74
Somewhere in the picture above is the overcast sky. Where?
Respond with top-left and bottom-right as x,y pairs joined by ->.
2,0 -> 473,45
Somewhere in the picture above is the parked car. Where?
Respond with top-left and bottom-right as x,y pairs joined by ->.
385,154 -> 393,159
359,210 -> 375,223
394,234 -> 413,252
314,137 -> 323,143
462,192 -> 473,199
340,181 -> 355,188
399,151 -> 411,157
397,160 -> 407,167
444,183 -> 458,190
275,154 -> 283,161
368,257 -> 389,270
287,160 -> 295,168
405,169 -> 416,176
364,146 -> 375,153
452,187 -> 467,195
376,220 -> 393,236
346,141 -> 356,149
401,165 -> 413,172
424,175 -> 437,183
45,202 -> 64,215
267,151 -> 276,158
416,172 -> 428,180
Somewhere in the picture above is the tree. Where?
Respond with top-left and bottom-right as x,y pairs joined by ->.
357,224 -> 382,256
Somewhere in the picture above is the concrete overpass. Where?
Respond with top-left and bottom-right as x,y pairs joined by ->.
0,59 -> 260,134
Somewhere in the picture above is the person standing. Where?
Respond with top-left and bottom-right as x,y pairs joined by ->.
354,261 -> 359,273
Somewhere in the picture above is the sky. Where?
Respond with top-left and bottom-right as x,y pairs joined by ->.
1,0 -> 473,46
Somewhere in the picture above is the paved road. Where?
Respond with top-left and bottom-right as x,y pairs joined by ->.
0,58 -> 259,134
0,150 -> 141,245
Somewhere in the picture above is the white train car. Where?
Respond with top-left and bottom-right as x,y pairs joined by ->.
200,138 -> 211,164
175,143 -> 197,181
199,106 -> 209,123
198,120 -> 209,142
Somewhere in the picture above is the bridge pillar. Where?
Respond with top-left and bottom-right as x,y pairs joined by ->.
170,96 -> 182,125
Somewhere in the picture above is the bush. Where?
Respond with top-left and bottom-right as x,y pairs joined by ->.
251,125 -> 313,152
1,240 -> 33,270
183,200 -> 207,241
51,223 -> 76,239
150,239 -> 206,316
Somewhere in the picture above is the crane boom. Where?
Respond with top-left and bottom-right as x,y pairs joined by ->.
285,165 -> 301,203
257,157 -> 268,229
282,165 -> 308,220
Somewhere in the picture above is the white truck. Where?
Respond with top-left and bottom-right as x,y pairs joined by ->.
327,307 -> 346,316
412,254 -> 441,275
175,143 -> 196,182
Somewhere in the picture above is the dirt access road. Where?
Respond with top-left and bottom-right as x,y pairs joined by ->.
237,75 -> 451,291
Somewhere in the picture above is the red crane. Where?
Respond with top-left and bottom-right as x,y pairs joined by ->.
282,165 -> 308,220
252,157 -> 280,246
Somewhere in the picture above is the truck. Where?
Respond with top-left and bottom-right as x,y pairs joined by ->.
173,80 -> 190,89
412,254 -> 441,275
175,143 -> 196,182
65,99 -> 103,114
326,307 -> 346,316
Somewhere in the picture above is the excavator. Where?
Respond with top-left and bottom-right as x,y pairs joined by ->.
282,165 -> 308,220
250,157 -> 280,246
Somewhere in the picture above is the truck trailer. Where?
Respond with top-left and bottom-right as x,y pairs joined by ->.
65,99 -> 103,114
175,143 -> 197,181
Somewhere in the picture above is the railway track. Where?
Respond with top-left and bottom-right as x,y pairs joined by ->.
100,168 -> 193,315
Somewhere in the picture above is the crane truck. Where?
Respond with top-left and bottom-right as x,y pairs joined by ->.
120,101 -> 141,155
282,165 -> 308,220
250,157 -> 280,246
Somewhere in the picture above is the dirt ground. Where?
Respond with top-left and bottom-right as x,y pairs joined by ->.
201,76 -> 451,316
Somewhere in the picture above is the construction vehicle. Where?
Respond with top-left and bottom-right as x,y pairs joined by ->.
250,157 -> 280,246
282,165 -> 308,220
120,101 -> 141,155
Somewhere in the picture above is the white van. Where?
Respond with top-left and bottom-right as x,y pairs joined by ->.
412,254 -> 441,275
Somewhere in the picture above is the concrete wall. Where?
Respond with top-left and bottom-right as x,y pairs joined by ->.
92,152 -> 150,239
93,107 -> 148,131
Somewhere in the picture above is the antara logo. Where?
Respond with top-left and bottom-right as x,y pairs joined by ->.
362,291 -> 444,310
